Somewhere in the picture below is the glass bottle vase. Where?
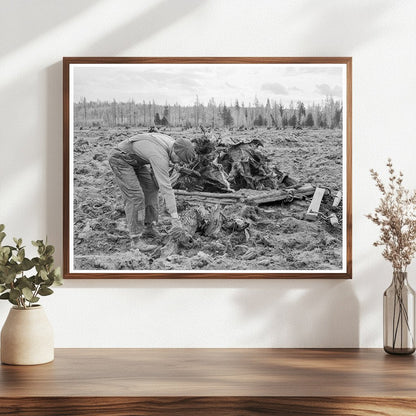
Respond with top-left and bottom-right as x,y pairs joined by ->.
383,271 -> 415,355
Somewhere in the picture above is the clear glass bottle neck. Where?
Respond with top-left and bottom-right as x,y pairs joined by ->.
393,271 -> 408,284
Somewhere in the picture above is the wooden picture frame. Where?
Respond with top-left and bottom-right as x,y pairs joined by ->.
63,57 -> 352,279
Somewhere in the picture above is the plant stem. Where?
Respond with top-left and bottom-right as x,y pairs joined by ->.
392,276 -> 415,350
33,284 -> 40,299
392,286 -> 397,346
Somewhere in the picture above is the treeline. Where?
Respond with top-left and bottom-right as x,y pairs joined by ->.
74,97 -> 343,129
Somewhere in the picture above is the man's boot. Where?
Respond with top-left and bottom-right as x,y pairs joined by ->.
131,237 -> 157,252
141,224 -> 161,239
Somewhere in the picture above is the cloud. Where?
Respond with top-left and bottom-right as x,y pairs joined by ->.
284,67 -> 342,77
315,84 -> 342,97
261,82 -> 288,95
332,86 -> 342,97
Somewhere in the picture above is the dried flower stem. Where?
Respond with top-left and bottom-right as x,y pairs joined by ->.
366,159 -> 416,272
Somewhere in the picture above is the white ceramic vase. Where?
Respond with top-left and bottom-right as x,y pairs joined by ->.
1,305 -> 54,365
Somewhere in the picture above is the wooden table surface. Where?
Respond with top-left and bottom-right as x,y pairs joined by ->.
1,348 -> 416,415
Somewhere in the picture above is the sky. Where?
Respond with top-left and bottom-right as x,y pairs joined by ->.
73,63 -> 344,107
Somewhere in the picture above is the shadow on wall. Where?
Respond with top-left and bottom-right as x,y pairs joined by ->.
47,0 -> 395,279
57,277 -> 359,348
82,0 -> 206,55
34,0 -> 390,348
354,249 -> 394,348
45,0 -> 206,263
293,0 -> 394,52
0,0 -> 101,56
233,280 -> 359,347
46,62 -> 64,263
0,0 -> 205,327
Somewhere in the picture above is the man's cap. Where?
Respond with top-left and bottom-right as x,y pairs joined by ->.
173,138 -> 196,163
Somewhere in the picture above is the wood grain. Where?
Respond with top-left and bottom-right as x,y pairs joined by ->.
1,349 -> 415,415
1,349 -> 415,396
1,397 -> 416,416
63,57 -> 353,279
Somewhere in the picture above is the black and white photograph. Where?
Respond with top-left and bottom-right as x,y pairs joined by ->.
64,58 -> 351,278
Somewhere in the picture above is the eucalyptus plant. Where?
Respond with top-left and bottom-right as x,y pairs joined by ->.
0,224 -> 62,309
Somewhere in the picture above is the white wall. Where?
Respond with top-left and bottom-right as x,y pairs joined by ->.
1,0 -> 415,347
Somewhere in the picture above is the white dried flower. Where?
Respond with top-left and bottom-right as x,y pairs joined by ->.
367,159 -> 416,272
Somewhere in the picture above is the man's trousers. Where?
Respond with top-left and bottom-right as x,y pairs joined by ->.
109,149 -> 159,238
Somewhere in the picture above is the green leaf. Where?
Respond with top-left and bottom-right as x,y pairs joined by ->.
38,287 -> 53,296
32,240 -> 43,247
12,237 -> 23,249
41,275 -> 55,287
0,224 -> 5,232
43,256 -> 54,266
7,263 -> 20,275
45,245 -> 55,256
17,276 -> 35,290
34,274 -> 43,285
9,288 -> 21,301
0,291 -> 17,306
0,246 -> 10,255
0,232 -> 5,244
17,248 -> 25,263
39,269 -> 48,281
2,271 -> 17,284
52,267 -> 63,285
0,285 -> 6,294
8,297 -> 18,306
22,287 -> 34,301
20,258 -> 34,271
0,247 -> 10,265
22,287 -> 39,303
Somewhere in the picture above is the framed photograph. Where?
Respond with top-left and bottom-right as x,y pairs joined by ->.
63,57 -> 352,279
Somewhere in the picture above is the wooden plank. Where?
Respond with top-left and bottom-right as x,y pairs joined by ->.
175,185 -> 316,206
254,187 -> 316,205
292,183 -> 315,194
245,190 -> 287,204
245,184 -> 315,205
305,187 -> 326,220
179,198 -> 236,205
333,190 -> 342,207
174,190 -> 241,199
